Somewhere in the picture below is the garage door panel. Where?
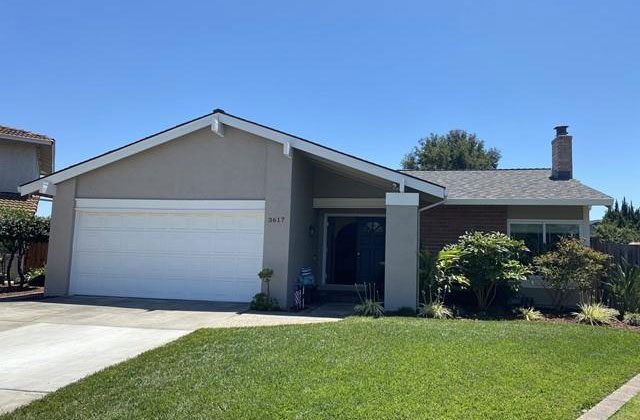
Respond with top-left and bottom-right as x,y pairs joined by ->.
70,201 -> 264,302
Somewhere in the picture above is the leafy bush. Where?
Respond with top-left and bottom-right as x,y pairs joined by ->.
623,312 -> 640,326
354,283 -> 384,318
516,307 -> 544,321
249,293 -> 279,311
534,238 -> 611,310
604,259 -> 640,315
26,266 -> 46,286
0,209 -> 50,287
257,268 -> 274,296
573,303 -> 619,326
418,301 -> 453,319
437,231 -> 530,310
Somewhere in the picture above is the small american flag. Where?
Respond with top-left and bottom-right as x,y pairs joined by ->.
294,287 -> 305,310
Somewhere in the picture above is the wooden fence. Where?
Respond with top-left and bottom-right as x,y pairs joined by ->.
591,238 -> 640,266
25,241 -> 48,271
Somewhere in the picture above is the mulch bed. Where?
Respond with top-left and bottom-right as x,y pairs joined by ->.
0,285 -> 44,300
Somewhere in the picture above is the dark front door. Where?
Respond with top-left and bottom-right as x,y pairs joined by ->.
327,216 -> 386,290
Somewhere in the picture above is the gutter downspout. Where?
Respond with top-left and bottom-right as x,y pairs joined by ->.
419,197 -> 447,213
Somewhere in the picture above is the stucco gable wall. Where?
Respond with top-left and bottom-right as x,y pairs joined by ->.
75,126 -> 278,200
0,141 -> 39,192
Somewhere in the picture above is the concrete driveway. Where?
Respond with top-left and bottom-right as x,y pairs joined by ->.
0,296 -> 347,413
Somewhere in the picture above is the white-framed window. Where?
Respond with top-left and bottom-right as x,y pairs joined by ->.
507,220 -> 583,255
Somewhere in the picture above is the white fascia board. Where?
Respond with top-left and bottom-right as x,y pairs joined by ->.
19,115 -> 212,196
313,198 -> 385,209
75,199 -> 265,211
217,114 -> 445,199
385,192 -> 419,206
445,198 -> 614,206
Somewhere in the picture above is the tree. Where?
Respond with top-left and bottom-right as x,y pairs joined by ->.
595,198 -> 640,244
534,238 -> 611,310
0,209 -> 50,288
436,231 -> 530,310
401,130 -> 501,170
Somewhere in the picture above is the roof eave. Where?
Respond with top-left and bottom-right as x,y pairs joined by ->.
20,110 -> 446,199
445,198 -> 614,206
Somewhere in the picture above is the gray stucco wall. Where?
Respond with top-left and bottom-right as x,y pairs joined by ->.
45,179 -> 76,296
0,141 -> 39,192
75,127 -> 270,199
45,126 -> 296,306
384,196 -> 419,310
313,166 -> 386,198
286,154 -> 315,307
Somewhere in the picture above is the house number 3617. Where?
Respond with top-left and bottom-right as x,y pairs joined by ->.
268,216 -> 286,224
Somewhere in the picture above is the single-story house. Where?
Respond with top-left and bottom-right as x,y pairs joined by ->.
20,111 -> 613,310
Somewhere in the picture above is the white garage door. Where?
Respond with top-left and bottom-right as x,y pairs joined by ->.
69,199 -> 265,302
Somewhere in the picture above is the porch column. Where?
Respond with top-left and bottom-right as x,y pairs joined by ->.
384,192 -> 419,311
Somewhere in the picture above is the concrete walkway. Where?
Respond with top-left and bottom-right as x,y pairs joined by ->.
0,296 -> 348,413
577,374 -> 640,420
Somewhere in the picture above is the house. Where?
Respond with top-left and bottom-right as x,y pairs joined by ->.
19,111 -> 613,309
0,125 -> 55,213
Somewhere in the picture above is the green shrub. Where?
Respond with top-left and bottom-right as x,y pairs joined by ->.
573,303 -> 619,326
516,307 -> 544,321
418,300 -> 453,319
623,312 -> 640,326
26,266 -> 46,280
26,266 -> 46,286
354,299 -> 384,318
534,238 -> 611,310
437,231 -> 530,310
249,293 -> 278,311
257,268 -> 274,296
354,283 -> 384,318
604,259 -> 640,315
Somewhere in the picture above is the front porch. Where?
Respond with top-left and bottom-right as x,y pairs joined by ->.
287,152 -> 441,310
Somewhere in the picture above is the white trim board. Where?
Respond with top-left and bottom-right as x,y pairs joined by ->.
313,198 -> 385,209
75,199 -> 266,211
20,111 -> 446,199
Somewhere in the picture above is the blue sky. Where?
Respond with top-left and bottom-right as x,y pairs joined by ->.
2,1 -> 638,219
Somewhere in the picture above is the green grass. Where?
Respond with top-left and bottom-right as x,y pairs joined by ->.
4,318 -> 640,420
611,394 -> 640,419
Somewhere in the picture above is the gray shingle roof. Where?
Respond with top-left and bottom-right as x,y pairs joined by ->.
402,169 -> 613,205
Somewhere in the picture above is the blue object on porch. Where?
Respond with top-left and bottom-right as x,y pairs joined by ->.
297,266 -> 315,286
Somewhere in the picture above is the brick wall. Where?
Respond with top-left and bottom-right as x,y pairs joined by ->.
420,205 -> 508,253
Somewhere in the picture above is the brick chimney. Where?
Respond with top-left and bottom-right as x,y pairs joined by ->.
551,125 -> 572,180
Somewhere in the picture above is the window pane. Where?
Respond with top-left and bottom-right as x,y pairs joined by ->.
546,224 -> 580,248
510,224 -> 543,255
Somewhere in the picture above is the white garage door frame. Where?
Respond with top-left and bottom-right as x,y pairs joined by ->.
69,199 -> 265,302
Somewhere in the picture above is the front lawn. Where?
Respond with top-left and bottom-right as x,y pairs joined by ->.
612,394 -> 640,419
4,318 -> 640,420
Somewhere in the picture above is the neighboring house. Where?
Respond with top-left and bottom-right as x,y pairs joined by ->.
19,111 -> 612,309
0,125 -> 55,213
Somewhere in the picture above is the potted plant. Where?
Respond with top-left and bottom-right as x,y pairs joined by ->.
258,268 -> 274,297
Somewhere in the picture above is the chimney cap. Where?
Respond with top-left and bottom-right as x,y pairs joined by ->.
554,125 -> 569,136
